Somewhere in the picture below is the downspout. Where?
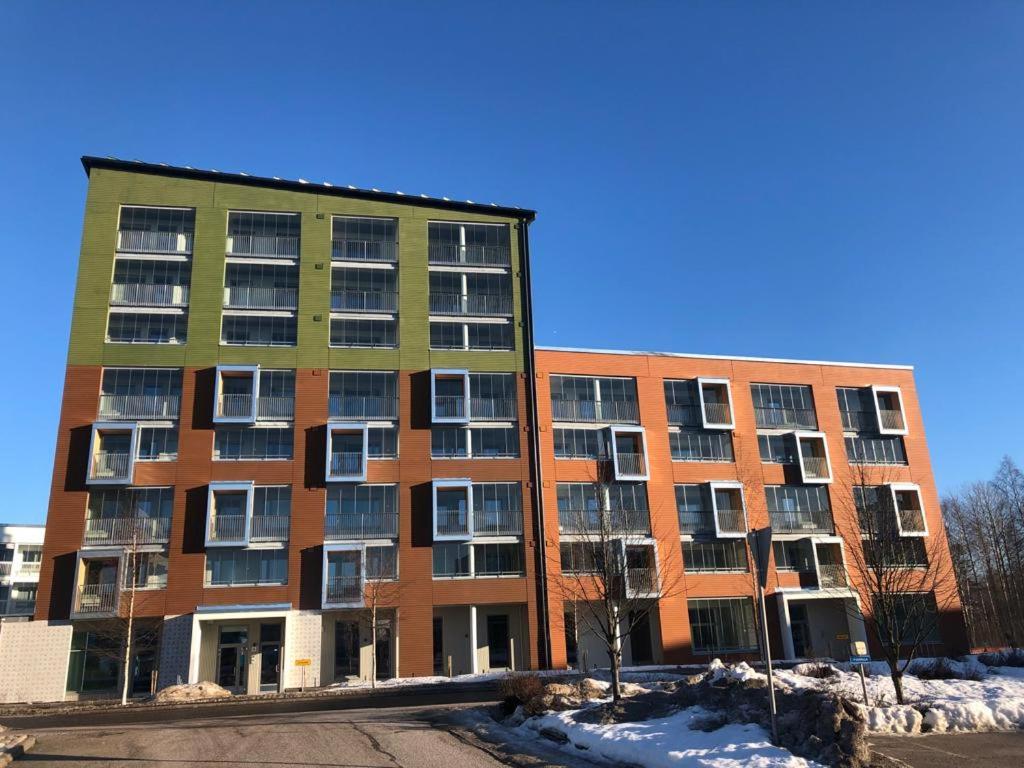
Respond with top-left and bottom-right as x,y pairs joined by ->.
518,216 -> 551,669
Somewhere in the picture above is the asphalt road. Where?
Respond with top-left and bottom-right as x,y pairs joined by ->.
20,703 -> 519,768
870,732 -> 1024,767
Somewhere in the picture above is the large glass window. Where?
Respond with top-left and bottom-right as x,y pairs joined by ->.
682,540 -> 748,572
553,428 -> 608,459
758,434 -> 797,464
751,384 -> 818,429
663,380 -> 702,426
137,427 -> 178,461
332,216 -> 398,262
432,542 -> 471,577
222,314 -> 296,346
474,543 -> 523,576
430,321 -> 513,351
687,598 -> 758,654
107,312 -> 187,344
206,549 -> 288,586
669,430 -> 734,462
431,427 -> 518,458
846,435 -> 907,465
214,427 -> 293,460
331,318 -> 397,348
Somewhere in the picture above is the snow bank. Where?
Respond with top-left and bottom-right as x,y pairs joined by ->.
707,659 -> 765,684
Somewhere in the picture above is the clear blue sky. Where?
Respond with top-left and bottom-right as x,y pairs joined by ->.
1,2 -> 1021,524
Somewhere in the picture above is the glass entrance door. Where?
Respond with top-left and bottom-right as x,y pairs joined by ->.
375,622 -> 392,680
217,626 -> 249,692
259,623 -> 282,693
789,604 -> 812,658
487,614 -> 510,669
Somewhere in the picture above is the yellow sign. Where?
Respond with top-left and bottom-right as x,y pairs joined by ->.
836,633 -> 849,640
294,659 -> 312,667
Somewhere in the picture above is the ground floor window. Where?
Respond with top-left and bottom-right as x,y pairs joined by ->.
687,597 -> 758,655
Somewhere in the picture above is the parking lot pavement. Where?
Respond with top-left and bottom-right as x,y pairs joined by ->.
870,731 -> 1024,768
20,703 -> 518,768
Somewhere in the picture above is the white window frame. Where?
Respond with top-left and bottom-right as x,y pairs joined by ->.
87,421 -> 139,486
326,423 -> 369,483
205,480 -> 255,548
794,431 -> 833,484
889,482 -> 928,537
709,481 -> 747,538
697,377 -> 735,430
872,385 -> 908,436
608,425 -> 650,481
213,364 -> 260,424
432,478 -> 474,541
431,368 -> 471,424
322,542 -> 366,609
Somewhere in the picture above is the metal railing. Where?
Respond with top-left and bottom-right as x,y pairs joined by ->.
257,396 -> 295,420
209,515 -> 247,542
0,562 -> 11,577
218,393 -> 253,419
0,598 -> 36,616
434,395 -> 467,420
16,561 -> 40,575
330,290 -> 398,313
325,512 -> 399,540
715,509 -> 747,535
435,509 -> 471,537
817,564 -> 848,589
226,234 -> 299,258
223,286 -> 298,310
329,452 -> 364,477
677,510 -> 716,535
769,509 -> 834,534
666,403 -> 701,426
90,452 -> 131,481
841,409 -> 877,432
249,515 -> 290,542
615,452 -> 646,477
551,399 -> 639,424
801,456 -> 830,479
898,508 -> 927,533
331,239 -> 397,263
110,283 -> 190,307
470,397 -> 517,421
428,293 -> 513,317
99,394 -> 180,420
879,409 -> 906,431
325,575 -> 362,603
74,583 -> 118,615
754,406 -> 817,430
702,402 -> 732,426
626,567 -> 659,596
473,508 -> 523,536
117,229 -> 193,255
427,243 -> 510,267
329,395 -> 398,420
559,508 -> 650,535
83,516 -> 172,545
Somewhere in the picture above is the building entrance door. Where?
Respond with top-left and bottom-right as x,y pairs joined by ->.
259,623 -> 282,693
375,621 -> 392,680
217,626 -> 249,692
789,604 -> 812,658
487,614 -> 510,669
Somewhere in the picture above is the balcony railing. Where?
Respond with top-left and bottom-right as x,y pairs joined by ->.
329,395 -> 398,420
331,239 -> 397,263
325,574 -> 362,603
249,515 -> 290,542
17,561 -> 40,576
99,394 -> 180,420
898,507 -> 926,534
473,508 -> 523,536
879,409 -> 906,431
90,452 -> 131,481
117,229 -> 193,255
83,516 -> 172,546
626,566 -> 658,596
223,286 -> 298,310
428,243 -> 510,267
329,452 -> 364,477
801,456 -> 830,479
0,598 -> 36,616
74,583 -> 119,615
559,508 -> 650,535
257,396 -> 295,421
769,509 -> 834,535
551,399 -> 639,424
615,452 -> 646,477
226,234 -> 299,259
667,403 -> 701,426
702,402 -> 732,426
331,290 -> 398,313
435,509 -> 471,537
470,397 -> 517,421
840,409 -> 877,432
754,407 -> 817,430
325,512 -> 399,540
0,562 -> 11,577
817,564 -> 848,589
678,510 -> 716,535
110,283 -> 190,307
716,509 -> 747,535
209,514 -> 247,543
218,393 -> 254,419
429,293 -> 513,317
434,395 -> 467,420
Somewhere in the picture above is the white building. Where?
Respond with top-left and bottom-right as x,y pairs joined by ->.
0,523 -> 45,618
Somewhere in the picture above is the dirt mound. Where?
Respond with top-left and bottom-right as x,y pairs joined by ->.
155,681 -> 233,703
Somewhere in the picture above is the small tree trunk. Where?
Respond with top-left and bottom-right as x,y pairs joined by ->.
121,551 -> 137,707
609,605 -> 622,702
370,603 -> 377,689
889,666 -> 905,705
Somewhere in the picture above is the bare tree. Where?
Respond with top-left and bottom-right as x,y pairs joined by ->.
361,548 -> 402,688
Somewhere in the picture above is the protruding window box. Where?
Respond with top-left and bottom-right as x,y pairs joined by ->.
205,481 -> 254,547
323,544 -> 365,609
87,422 -> 138,485
697,378 -> 735,430
795,432 -> 833,484
326,424 -> 368,482
890,483 -> 928,536
431,369 -> 470,424
873,386 -> 908,435
609,426 -> 649,481
71,551 -> 122,618
710,481 -> 747,538
433,479 -> 473,540
214,365 -> 259,424
813,540 -> 849,589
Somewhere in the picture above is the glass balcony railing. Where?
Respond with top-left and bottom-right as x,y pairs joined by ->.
551,399 -> 639,424
98,394 -> 180,420
329,395 -> 398,420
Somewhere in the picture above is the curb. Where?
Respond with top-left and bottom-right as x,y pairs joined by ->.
0,734 -> 36,766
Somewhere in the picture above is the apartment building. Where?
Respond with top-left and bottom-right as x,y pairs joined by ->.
0,524 -> 45,620
18,157 -> 540,702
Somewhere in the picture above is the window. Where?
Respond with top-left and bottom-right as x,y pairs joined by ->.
88,487 -> 173,520
107,312 -> 187,344
224,263 -> 298,309
687,598 -> 758,654
432,542 -> 471,577
333,216 -> 398,262
758,434 -> 797,464
682,540 -> 748,572
366,545 -> 398,580
846,435 -> 907,465
430,322 -> 513,351
214,427 -> 293,460
428,222 -> 510,266
864,538 -> 929,568
550,376 -> 638,423
330,371 -> 398,420
326,484 -> 398,540
137,427 -> 177,461
773,540 -> 815,571
66,631 -> 121,693
837,386 -> 875,431
765,485 -> 831,514
751,384 -> 817,429
19,547 -> 42,564
474,543 -> 523,576
556,482 -> 649,514
367,427 -> 398,458
117,206 -> 194,255
110,260 -> 191,307
227,211 -> 300,258
332,267 -> 398,312
222,314 -> 296,346
669,430 -> 734,462
554,428 -> 608,459
123,551 -> 168,589
331,318 -> 397,348
205,549 -> 288,586
664,380 -> 702,427
431,427 -> 518,458
559,542 -> 604,575
99,368 -> 182,420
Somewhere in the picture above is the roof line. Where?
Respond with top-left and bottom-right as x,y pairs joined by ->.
80,156 -> 536,221
535,345 -> 915,370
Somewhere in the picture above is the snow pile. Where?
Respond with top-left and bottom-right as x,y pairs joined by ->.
154,681 -> 231,703
707,659 -> 765,684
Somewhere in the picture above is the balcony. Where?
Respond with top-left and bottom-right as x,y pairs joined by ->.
88,451 -> 133,484
325,574 -> 362,605
98,394 -> 180,421
0,562 -> 11,577
769,509 -> 834,535
433,480 -> 472,540
625,566 -> 659,597
205,482 -> 253,547
796,432 -> 832,483
754,407 -> 818,430
226,234 -> 299,259
470,397 -> 517,421
332,238 -> 397,263
329,452 -> 365,479
110,283 -> 190,308
435,396 -> 467,420
429,293 -> 513,317
323,545 -> 365,608
615,452 -> 645,477
17,561 -> 40,576
711,482 -> 747,538
698,379 -> 734,430
83,516 -> 171,546
329,395 -> 398,421
249,514 -> 290,542
890,484 -> 927,536
257,395 -> 295,421
223,286 -> 298,310
840,409 -> 877,432
802,456 -> 830,480
326,424 -> 369,482
472,508 -> 524,537
331,290 -> 398,313
208,515 -> 247,544
432,370 -> 470,424
551,399 -> 639,424
559,507 -> 650,535
817,563 -> 848,589
0,598 -> 36,616
117,229 -> 193,255
666,403 -> 701,427
873,386 -> 908,436
214,365 -> 259,424
878,409 -> 906,432
325,512 -> 399,540
218,393 -> 253,419
73,583 -> 119,617
428,243 -> 510,267
678,509 -> 716,536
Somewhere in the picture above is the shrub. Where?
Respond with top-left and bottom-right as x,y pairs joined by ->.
912,657 -> 985,681
979,648 -> 1024,668
498,673 -> 544,713
797,663 -> 840,679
